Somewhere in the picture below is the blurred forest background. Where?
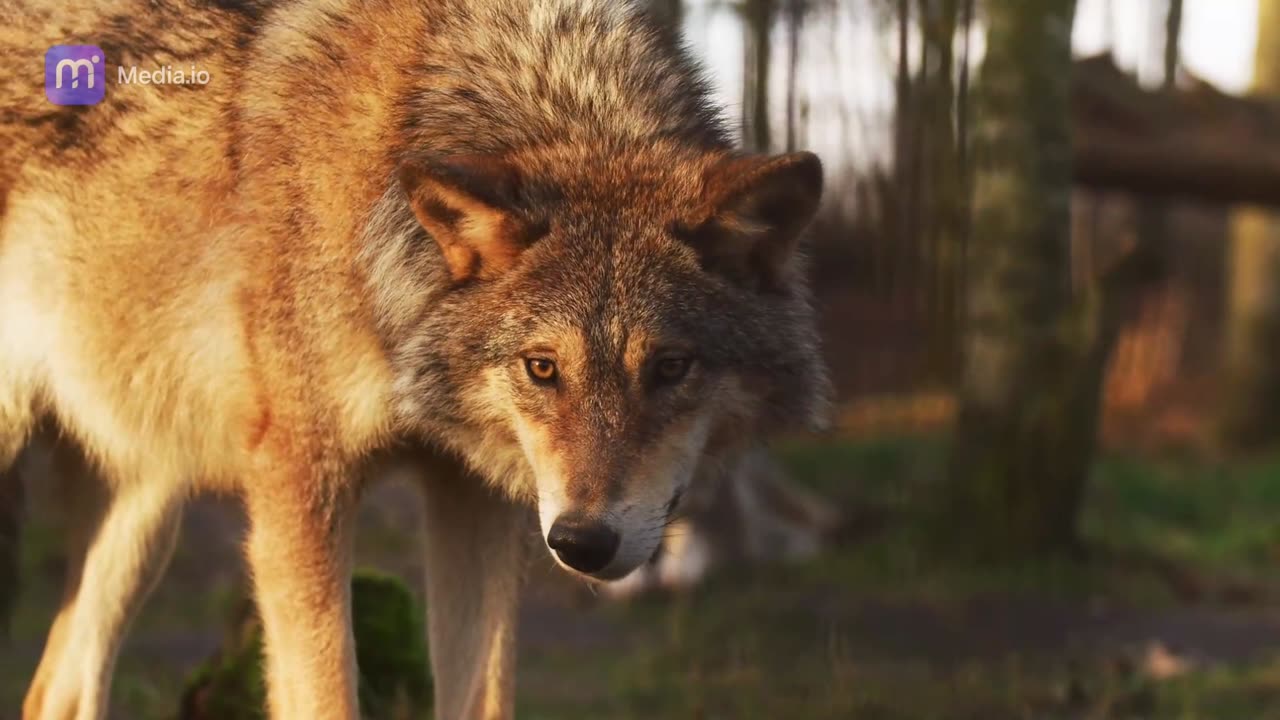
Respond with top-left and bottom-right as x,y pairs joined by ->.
7,0 -> 1280,718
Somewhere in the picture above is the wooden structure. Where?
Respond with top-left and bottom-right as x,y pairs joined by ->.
1074,54 -> 1280,208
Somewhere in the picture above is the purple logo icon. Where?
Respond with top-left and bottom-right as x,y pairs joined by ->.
45,45 -> 105,105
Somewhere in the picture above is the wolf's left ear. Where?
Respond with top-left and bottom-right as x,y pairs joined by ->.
398,155 -> 542,282
684,152 -> 823,291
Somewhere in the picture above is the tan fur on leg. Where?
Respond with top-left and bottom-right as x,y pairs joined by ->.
244,466 -> 359,720
23,605 -> 72,720
418,454 -> 531,720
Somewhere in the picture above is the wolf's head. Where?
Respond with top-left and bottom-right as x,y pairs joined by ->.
384,143 -> 829,580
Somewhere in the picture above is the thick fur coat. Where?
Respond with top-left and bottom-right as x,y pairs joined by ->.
0,1 -> 829,717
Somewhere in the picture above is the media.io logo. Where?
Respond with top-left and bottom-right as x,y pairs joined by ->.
45,45 -> 105,105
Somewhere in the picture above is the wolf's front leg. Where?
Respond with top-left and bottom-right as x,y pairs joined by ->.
244,466 -> 359,720
420,457 -> 532,720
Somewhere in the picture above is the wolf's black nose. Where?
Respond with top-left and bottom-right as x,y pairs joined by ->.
547,515 -> 619,574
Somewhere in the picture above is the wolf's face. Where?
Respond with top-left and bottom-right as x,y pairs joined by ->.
475,229 -> 747,579
393,145 -> 829,580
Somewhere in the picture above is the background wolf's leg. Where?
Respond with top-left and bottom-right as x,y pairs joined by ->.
243,468 -> 359,720
0,383 -> 34,633
33,466 -> 181,720
419,457 -> 531,720
21,439 -> 106,720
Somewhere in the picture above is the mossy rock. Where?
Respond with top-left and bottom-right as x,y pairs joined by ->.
180,570 -> 432,719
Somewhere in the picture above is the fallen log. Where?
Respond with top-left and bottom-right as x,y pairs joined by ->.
1072,54 -> 1280,207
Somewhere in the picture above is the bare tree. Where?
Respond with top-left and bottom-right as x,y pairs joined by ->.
783,0 -> 805,151
893,0 -> 917,297
916,0 -> 962,382
741,0 -> 777,151
1163,0 -> 1183,85
1132,0 -> 1182,373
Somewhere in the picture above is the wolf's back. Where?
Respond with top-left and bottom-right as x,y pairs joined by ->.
0,0 -> 260,211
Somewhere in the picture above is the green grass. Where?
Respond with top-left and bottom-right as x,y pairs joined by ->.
1151,662 -> 1280,720
778,436 -> 1280,602
6,437 -> 1280,718
1085,453 -> 1280,578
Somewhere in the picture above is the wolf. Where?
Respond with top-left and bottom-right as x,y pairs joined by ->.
0,0 -> 829,717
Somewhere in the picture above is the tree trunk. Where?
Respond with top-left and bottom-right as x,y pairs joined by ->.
1131,0 -> 1181,376
1221,0 -> 1280,448
917,0 -> 961,383
893,0 -> 915,297
741,0 -> 776,152
955,0 -> 974,328
942,0 -> 1090,557
1162,0 -> 1183,85
783,0 -> 804,152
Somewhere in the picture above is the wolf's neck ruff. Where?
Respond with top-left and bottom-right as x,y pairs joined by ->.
396,0 -> 731,156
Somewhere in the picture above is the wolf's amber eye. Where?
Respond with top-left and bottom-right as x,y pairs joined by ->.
654,357 -> 691,384
525,358 -> 558,384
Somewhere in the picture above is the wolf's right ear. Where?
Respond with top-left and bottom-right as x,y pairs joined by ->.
683,152 -> 824,292
398,156 -> 541,282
